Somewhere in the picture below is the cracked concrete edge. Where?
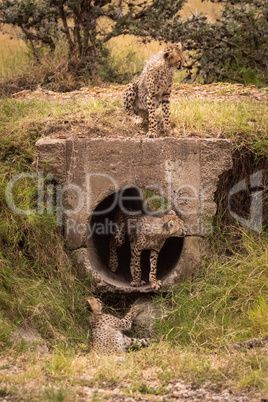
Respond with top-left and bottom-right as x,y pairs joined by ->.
36,137 -> 233,190
200,139 -> 233,217
71,248 -> 116,293
36,137 -> 67,184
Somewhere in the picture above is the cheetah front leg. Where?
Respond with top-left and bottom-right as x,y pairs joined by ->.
147,94 -> 158,138
117,305 -> 142,330
130,243 -> 146,287
162,90 -> 172,134
123,83 -> 137,117
120,306 -> 149,351
109,222 -> 126,272
109,235 -> 119,272
149,250 -> 162,290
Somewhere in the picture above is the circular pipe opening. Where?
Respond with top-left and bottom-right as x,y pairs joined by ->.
88,187 -> 184,289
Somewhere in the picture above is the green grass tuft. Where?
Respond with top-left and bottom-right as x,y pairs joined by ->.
43,386 -> 70,401
171,98 -> 268,155
0,98 -> 95,351
155,231 -> 268,348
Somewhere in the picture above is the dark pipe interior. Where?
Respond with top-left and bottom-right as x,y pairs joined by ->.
90,187 -> 184,286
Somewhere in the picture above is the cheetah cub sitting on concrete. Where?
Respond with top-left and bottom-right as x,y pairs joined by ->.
123,43 -> 184,137
87,297 -> 149,354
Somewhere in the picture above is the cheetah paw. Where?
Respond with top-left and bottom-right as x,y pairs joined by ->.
147,131 -> 157,138
130,280 -> 146,287
130,305 -> 144,315
151,280 -> 162,291
110,267 -> 118,273
109,262 -> 118,272
141,338 -> 150,347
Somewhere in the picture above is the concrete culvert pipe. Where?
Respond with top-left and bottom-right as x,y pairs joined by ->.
87,187 -> 185,292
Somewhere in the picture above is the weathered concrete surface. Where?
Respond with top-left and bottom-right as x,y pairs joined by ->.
36,137 -> 232,293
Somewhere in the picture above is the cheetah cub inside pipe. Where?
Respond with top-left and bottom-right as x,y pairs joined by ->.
109,209 -> 187,290
123,43 -> 184,138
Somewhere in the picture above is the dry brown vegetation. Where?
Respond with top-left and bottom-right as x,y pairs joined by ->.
1,342 -> 267,401
8,83 -> 267,153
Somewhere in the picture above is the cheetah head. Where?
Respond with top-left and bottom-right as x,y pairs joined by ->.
162,210 -> 187,236
87,297 -> 102,314
163,43 -> 184,70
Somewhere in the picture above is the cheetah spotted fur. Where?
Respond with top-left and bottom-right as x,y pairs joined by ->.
88,297 -> 148,354
109,210 -> 187,290
123,43 -> 184,137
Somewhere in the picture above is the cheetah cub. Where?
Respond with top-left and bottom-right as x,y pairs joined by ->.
88,297 -> 149,354
109,209 -> 187,290
123,43 -> 184,138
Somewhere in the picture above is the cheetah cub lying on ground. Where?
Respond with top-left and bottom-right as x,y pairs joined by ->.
123,43 -> 184,137
88,297 -> 149,354
109,210 -> 187,290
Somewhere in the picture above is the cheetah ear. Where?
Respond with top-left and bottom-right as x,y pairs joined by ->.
87,298 -> 94,310
163,51 -> 169,60
163,222 -> 169,232
168,210 -> 176,216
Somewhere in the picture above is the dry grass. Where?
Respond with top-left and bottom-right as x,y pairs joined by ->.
0,30 -> 29,79
0,342 -> 267,400
5,84 -> 266,153
181,0 -> 222,20
171,97 -> 268,153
